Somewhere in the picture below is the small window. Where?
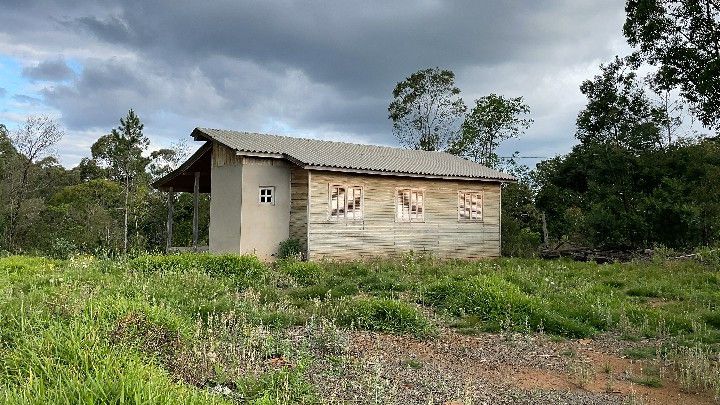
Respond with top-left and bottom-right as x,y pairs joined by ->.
259,186 -> 275,204
396,188 -> 424,222
329,185 -> 363,220
458,191 -> 483,221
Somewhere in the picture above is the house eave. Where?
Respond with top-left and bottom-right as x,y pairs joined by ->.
301,165 -> 515,183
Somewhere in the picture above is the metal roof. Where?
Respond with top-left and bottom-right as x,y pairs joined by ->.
192,127 -> 516,182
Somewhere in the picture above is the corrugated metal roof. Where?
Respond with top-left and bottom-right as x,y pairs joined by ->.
193,127 -> 516,182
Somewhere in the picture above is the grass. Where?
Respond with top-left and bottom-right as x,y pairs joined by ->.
2,253 -> 720,402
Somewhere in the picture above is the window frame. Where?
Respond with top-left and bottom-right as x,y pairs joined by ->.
258,186 -> 275,205
328,184 -> 364,221
457,190 -> 484,222
395,188 -> 425,223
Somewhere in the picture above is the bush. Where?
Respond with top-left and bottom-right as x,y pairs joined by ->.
277,239 -> 303,260
423,275 -> 594,337
279,261 -> 323,286
694,246 -> 720,268
333,297 -> 435,337
47,238 -> 79,259
129,253 -> 265,285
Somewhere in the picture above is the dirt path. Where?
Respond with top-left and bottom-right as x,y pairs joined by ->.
311,329 -> 716,404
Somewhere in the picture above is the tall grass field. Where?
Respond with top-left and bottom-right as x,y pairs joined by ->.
1,253 -> 720,403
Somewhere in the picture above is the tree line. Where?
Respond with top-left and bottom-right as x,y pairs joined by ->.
0,111 -> 209,257
388,0 -> 720,255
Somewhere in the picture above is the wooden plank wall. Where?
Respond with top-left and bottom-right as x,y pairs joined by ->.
289,167 -> 309,254
307,170 -> 501,260
212,142 -> 243,167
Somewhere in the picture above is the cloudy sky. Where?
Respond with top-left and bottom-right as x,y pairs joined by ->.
0,0 -> 630,167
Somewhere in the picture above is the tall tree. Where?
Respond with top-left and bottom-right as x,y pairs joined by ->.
92,110 -> 149,254
388,68 -> 466,151
576,56 -> 666,151
4,116 -> 63,249
625,0 -> 720,130
448,94 -> 532,168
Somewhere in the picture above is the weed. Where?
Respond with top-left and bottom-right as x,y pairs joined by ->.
332,297 -> 436,337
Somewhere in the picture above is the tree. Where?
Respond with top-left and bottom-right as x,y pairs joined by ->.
3,116 -> 63,249
624,0 -> 720,130
388,68 -> 466,151
576,56 -> 666,151
449,94 -> 532,168
148,139 -> 190,179
92,109 -> 149,253
40,179 -> 124,253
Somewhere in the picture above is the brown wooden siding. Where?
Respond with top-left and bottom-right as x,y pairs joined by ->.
307,170 -> 501,260
289,167 -> 309,254
212,142 -> 243,167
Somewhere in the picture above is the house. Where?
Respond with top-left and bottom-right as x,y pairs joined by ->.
152,128 -> 516,261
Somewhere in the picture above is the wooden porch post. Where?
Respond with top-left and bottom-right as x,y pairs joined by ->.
192,172 -> 200,249
166,187 -> 174,253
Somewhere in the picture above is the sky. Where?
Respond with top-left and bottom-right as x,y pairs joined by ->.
0,0 -> 631,167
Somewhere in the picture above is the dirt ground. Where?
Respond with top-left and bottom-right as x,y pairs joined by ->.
309,329 -> 717,404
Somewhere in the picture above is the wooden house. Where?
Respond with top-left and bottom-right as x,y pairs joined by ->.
153,128 -> 515,261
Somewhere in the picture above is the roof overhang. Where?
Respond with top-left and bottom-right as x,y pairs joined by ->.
152,142 -> 212,192
300,165 -> 512,183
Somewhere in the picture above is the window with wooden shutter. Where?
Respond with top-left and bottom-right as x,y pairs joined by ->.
396,188 -> 424,222
458,190 -> 483,221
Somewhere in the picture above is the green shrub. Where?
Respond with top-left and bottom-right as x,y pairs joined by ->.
279,261 -> 323,286
130,253 -> 265,285
694,246 -> 720,268
333,297 -> 435,337
703,311 -> 720,329
277,238 -> 303,260
423,275 -> 594,337
47,238 -> 79,259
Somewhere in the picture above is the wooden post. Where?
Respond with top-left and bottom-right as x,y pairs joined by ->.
192,172 -> 200,249
166,187 -> 174,253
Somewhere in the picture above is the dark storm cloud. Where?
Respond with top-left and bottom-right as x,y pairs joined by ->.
71,1 -> 623,96
41,58 -> 154,128
22,58 -> 75,81
0,0 -> 628,165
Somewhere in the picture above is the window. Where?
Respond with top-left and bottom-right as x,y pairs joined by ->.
396,188 -> 424,222
259,186 -> 274,204
458,191 -> 483,221
329,185 -> 363,220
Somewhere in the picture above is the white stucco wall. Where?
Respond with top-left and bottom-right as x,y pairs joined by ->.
239,157 -> 291,260
209,163 -> 243,253
208,143 -> 291,260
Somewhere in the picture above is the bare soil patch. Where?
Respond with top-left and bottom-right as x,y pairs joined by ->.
309,328 -> 717,404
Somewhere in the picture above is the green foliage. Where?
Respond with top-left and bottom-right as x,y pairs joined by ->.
501,182 -> 542,257
576,56 -> 665,151
279,261 -> 323,286
388,67 -> 466,151
130,253 -> 265,285
624,0 -> 720,130
333,297 -> 435,337
423,275 -> 595,337
536,138 -> 720,249
449,94 -> 533,167
5,255 -> 720,402
277,238 -> 303,260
